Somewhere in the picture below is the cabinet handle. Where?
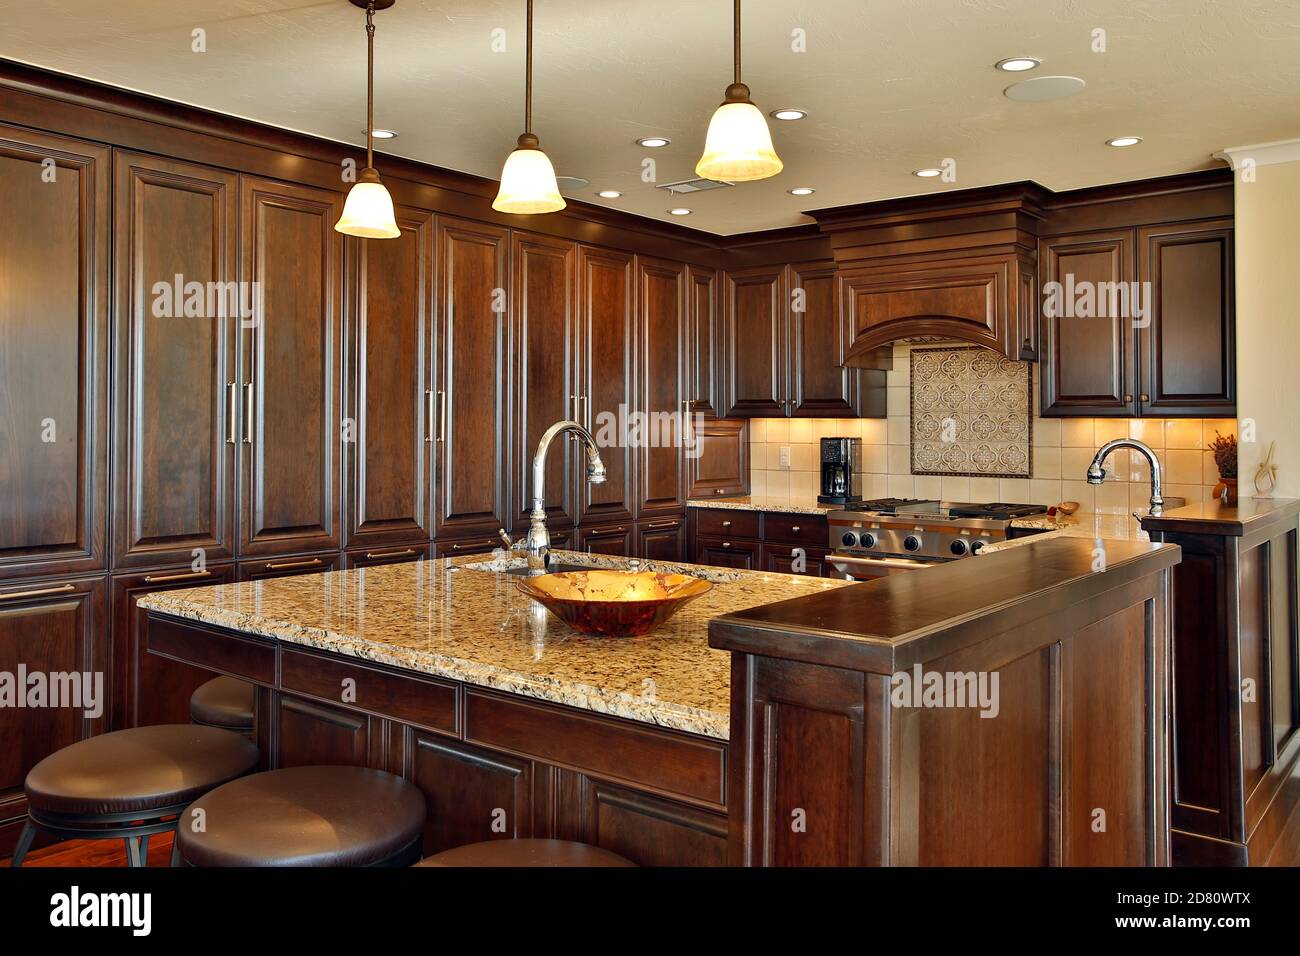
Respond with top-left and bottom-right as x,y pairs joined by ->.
722,542 -> 732,548
425,389 -> 435,443
682,400 -> 691,443
364,548 -> 417,560
570,394 -> 579,422
437,390 -> 447,442
143,570 -> 214,584
264,558 -> 324,571
721,519 -> 732,527
714,488 -> 726,494
645,520 -> 679,529
1139,393 -> 1149,403
791,525 -> 801,533
1124,393 -> 1133,403
0,583 -> 75,601
242,383 -> 254,445
226,382 -> 238,444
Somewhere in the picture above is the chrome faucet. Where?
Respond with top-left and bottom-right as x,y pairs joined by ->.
524,420 -> 607,573
1086,439 -> 1164,515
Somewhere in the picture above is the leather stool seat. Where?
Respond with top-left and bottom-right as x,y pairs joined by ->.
176,766 -> 426,867
25,724 -> 259,819
190,676 -> 254,731
416,838 -> 636,867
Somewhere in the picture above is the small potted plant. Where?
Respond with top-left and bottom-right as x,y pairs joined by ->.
1209,431 -> 1238,505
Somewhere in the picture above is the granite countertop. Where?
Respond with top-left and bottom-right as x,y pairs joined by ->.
687,495 -> 841,516
1007,511 -> 1149,542
138,549 -> 853,741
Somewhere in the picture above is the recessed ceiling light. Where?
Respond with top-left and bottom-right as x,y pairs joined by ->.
1106,136 -> 1143,148
913,168 -> 943,178
770,108 -> 807,121
367,128 -> 398,139
994,57 -> 1040,72
637,137 -> 671,148
788,187 -> 816,196
597,189 -> 622,198
668,207 -> 692,216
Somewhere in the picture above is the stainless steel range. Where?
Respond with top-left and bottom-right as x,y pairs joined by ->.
827,499 -> 1049,579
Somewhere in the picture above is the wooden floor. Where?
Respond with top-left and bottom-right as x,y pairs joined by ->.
2,831 -> 175,868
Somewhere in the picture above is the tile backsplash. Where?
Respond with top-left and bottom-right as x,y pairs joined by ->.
749,343 -> 1236,514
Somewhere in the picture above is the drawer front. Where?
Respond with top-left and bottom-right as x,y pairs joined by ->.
146,614 -> 275,684
343,545 -> 431,569
280,648 -> 458,735
464,690 -> 726,807
762,512 -> 829,546
693,508 -> 759,539
693,535 -> 760,570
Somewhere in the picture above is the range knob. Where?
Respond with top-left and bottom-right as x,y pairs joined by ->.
903,535 -> 922,552
949,538 -> 969,556
969,539 -> 987,555
840,531 -> 858,547
859,532 -> 877,549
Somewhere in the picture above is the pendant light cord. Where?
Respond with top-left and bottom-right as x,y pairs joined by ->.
733,0 -> 741,85
524,0 -> 533,135
365,1 -> 376,169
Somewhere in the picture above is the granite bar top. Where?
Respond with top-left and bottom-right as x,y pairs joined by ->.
138,549 -> 853,741
1008,512 -> 1149,542
686,495 -> 842,516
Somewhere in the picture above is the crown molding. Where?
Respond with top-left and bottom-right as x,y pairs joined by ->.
1213,139 -> 1300,170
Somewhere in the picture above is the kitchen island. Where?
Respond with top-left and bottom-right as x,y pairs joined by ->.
142,538 -> 1180,866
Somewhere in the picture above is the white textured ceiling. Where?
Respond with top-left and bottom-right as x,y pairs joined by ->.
3,0 -> 1299,234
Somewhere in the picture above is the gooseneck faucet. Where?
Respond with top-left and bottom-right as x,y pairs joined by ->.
1086,439 -> 1164,515
525,420 -> 606,572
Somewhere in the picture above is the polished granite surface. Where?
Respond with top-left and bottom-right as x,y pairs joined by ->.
1007,512 -> 1149,541
139,550 -> 853,741
686,494 -> 841,515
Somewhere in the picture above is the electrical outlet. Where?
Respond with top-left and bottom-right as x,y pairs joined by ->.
779,445 -> 791,468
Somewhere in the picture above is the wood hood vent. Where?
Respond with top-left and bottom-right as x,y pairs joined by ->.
809,182 -> 1049,364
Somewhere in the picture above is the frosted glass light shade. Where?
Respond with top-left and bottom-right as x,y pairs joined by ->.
335,169 -> 400,239
695,99 -> 783,182
492,141 -> 566,214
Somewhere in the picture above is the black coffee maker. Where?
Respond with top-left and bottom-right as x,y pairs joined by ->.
818,437 -> 862,505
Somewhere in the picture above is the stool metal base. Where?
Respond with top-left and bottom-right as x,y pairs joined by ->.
10,802 -> 189,868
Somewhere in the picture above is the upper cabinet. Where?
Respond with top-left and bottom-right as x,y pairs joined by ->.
722,261 -> 883,419
0,127 -> 109,580
238,176 -> 343,556
635,256 -> 688,518
685,265 -> 721,418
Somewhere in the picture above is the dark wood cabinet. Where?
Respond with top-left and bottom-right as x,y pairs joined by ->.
344,206 -> 435,551
788,261 -> 861,416
691,508 -> 830,575
434,217 -> 510,539
342,545 -> 430,569
576,245 -> 636,525
511,232 -> 578,531
636,518 -> 686,562
686,418 -> 749,500
431,535 -> 511,558
236,553 -> 341,581
238,176 -> 343,556
276,693 -> 375,768
723,264 -> 785,417
112,151 -> 239,570
694,536 -> 759,569
109,565 -> 234,731
577,523 -> 634,556
686,266 -> 721,417
1038,230 -> 1136,416
571,777 -> 727,867
0,128 -> 109,581
636,256 -> 687,518
0,576 -> 107,855
762,543 -> 834,577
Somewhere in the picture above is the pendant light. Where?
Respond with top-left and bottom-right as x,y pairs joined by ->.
695,0 -> 783,182
492,0 -> 565,214
335,0 -> 401,239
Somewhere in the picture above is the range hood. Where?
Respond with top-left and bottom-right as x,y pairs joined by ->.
810,183 -> 1048,365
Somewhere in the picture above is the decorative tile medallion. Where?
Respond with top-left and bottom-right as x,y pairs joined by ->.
910,346 -> 1033,479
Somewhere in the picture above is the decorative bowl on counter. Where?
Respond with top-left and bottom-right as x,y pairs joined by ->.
515,570 -> 713,637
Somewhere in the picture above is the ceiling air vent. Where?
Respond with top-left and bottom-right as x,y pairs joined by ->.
656,177 -> 736,194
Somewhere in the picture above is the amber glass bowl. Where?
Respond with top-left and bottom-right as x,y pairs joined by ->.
515,570 -> 713,637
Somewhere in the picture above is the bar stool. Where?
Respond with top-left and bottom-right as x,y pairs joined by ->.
12,725 -> 259,867
190,676 -> 255,737
416,839 -> 636,867
175,766 -> 425,867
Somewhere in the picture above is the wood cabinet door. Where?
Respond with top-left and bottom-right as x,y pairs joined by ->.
109,565 -> 234,730
1038,230 -> 1138,416
686,418 -> 748,499
275,693 -> 374,768
511,232 -> 578,531
344,207 -> 434,551
723,265 -> 786,417
577,523 -> 634,556
686,265 -> 721,417
0,576 -> 107,855
434,217 -> 510,539
1138,220 -> 1235,416
576,245 -> 636,524
762,543 -> 834,577
236,553 -> 341,581
112,151 -> 238,571
789,261 -> 859,416
636,256 -> 687,518
0,128 -> 108,580
238,176 -> 343,556
636,518 -> 685,562
573,777 -> 727,867
694,535 -> 759,569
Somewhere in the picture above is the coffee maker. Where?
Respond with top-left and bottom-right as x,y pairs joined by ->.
818,437 -> 862,505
